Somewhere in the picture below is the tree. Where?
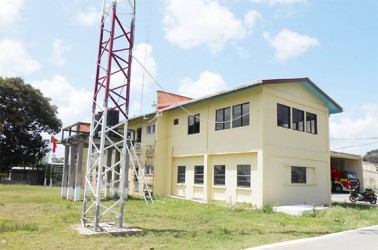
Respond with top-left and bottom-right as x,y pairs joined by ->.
363,149 -> 378,163
0,77 -> 62,173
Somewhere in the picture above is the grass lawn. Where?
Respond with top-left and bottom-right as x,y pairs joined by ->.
1,185 -> 378,249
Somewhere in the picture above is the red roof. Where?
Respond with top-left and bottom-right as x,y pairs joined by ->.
157,91 -> 192,110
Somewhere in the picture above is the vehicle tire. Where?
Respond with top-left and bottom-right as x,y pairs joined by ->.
369,197 -> 377,204
335,185 -> 343,193
349,196 -> 356,203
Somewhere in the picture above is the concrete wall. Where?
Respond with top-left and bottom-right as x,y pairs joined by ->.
363,162 -> 378,190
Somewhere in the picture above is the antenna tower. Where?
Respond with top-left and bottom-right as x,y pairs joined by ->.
81,0 -> 135,231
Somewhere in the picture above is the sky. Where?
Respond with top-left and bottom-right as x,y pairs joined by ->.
1,0 -> 377,157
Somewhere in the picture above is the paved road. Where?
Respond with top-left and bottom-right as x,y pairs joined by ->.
247,225 -> 378,250
247,194 -> 378,250
332,192 -> 378,207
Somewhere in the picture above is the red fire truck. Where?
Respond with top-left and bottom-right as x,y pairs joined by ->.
331,167 -> 360,192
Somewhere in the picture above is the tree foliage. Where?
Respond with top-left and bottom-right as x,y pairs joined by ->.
363,149 -> 378,163
0,77 -> 62,172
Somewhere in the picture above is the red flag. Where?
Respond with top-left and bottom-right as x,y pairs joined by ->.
51,136 -> 57,153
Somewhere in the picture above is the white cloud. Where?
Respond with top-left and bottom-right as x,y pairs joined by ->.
0,0 -> 24,30
106,42 -> 157,98
330,104 -> 378,155
251,0 -> 306,5
263,28 -> 319,61
31,75 -> 92,127
128,101 -> 142,118
50,39 -> 71,66
75,7 -> 101,27
0,39 -> 41,76
163,0 -> 262,53
130,43 -> 158,94
178,71 -> 226,98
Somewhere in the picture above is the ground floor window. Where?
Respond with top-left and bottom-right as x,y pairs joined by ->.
214,165 -> 225,185
291,166 -> 306,184
237,165 -> 251,187
194,165 -> 204,184
177,166 -> 186,183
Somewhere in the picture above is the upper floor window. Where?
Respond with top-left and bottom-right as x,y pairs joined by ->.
177,166 -> 186,183
292,108 -> 304,132
145,165 -> 154,175
237,165 -> 251,188
173,118 -> 179,125
233,103 -> 250,128
215,107 -> 231,130
291,166 -> 306,184
194,165 -> 204,184
136,128 -> 142,142
147,124 -> 155,134
214,165 -> 225,186
188,114 -> 200,134
306,112 -> 317,134
277,104 -> 290,129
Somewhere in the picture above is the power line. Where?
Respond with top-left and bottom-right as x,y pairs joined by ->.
331,141 -> 378,150
330,137 -> 378,141
131,54 -> 250,124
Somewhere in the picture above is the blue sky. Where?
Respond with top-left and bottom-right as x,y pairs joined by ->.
1,0 -> 377,156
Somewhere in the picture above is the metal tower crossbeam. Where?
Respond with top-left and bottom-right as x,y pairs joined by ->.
82,0 -> 135,231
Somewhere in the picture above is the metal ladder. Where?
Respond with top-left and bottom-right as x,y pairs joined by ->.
127,138 -> 154,204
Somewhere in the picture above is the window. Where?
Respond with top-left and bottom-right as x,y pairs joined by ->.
233,103 -> 250,128
215,107 -> 231,130
146,124 -> 155,134
306,112 -> 317,134
237,165 -> 251,188
136,128 -> 142,142
292,108 -> 304,131
177,166 -> 186,183
214,165 -> 225,186
173,119 -> 179,125
194,165 -> 204,184
291,166 -> 306,184
277,104 -> 290,128
145,165 -> 154,175
188,114 -> 200,134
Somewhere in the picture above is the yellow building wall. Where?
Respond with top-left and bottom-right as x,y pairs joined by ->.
155,87 -> 265,204
363,162 -> 378,190
154,113 -> 171,195
153,81 -> 334,207
261,84 -> 332,206
168,88 -> 263,157
170,153 -> 260,204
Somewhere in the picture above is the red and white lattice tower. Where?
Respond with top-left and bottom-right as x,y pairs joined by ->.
81,0 -> 135,231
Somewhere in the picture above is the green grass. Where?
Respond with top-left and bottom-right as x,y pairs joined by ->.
0,185 -> 377,249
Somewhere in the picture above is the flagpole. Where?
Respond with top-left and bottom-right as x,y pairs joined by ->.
46,136 -> 57,187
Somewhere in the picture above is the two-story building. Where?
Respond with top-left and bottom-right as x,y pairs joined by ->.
128,77 -> 342,207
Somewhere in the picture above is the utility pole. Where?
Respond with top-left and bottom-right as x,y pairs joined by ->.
81,0 -> 135,231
